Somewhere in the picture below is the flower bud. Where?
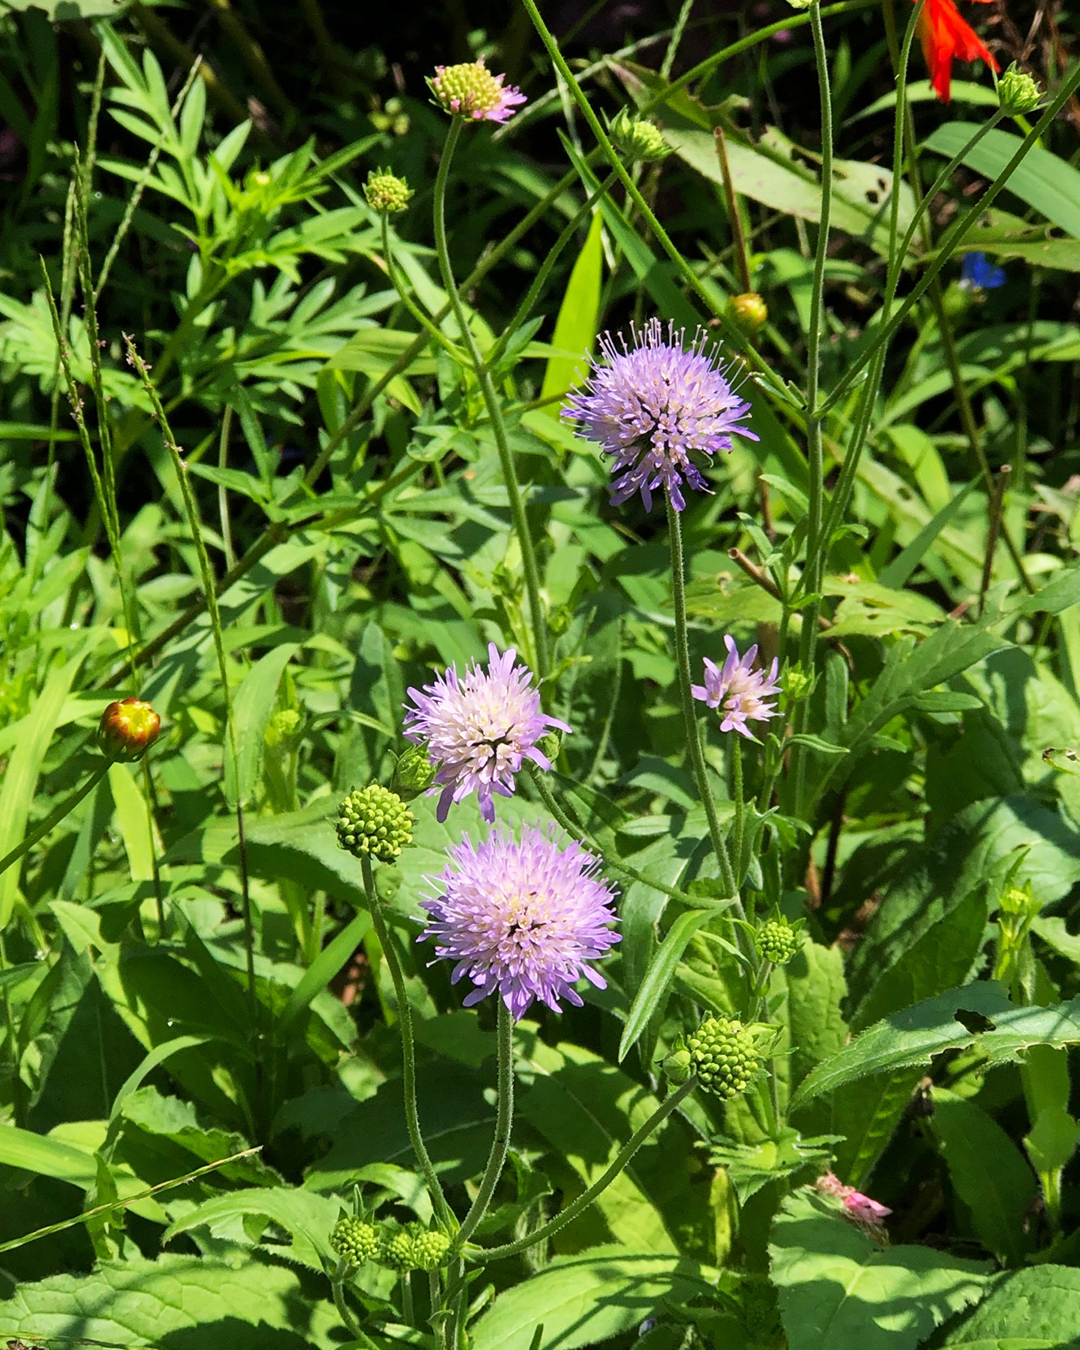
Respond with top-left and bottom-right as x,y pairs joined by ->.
756,917 -> 799,965
336,785 -> 414,864
608,108 -> 671,163
685,1016 -> 761,1100
391,743 -> 438,801
379,1224 -> 417,1272
411,1228 -> 451,1271
364,168 -> 413,215
661,1045 -> 693,1086
330,1215 -> 379,1267
726,292 -> 768,336
97,698 -> 161,763
265,707 -> 300,751
998,63 -> 1042,116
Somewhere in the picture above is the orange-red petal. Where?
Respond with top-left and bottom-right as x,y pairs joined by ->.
914,0 -> 999,103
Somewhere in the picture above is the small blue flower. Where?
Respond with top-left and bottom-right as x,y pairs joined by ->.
960,252 -> 1005,291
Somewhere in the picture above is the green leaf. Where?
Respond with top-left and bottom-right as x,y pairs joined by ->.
618,907 -> 720,1062
538,212 -> 603,415
769,1191 -> 988,1350
0,1252 -> 340,1345
938,1266 -> 1080,1347
931,1091 -> 1037,1265
0,1124 -> 97,1188
470,1245 -> 717,1350
923,125 -> 1080,241
163,1186 -> 341,1273
792,984 -> 1080,1109
776,939 -> 849,1127
223,642 -> 298,808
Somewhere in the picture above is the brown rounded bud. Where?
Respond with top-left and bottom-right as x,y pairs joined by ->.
97,698 -> 162,763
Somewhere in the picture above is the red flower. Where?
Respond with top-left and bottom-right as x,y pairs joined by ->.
914,0 -> 998,103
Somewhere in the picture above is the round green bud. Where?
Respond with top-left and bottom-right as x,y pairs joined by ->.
363,169 -> 414,215
411,1228 -> 451,1271
783,665 -> 814,703
999,64 -> 1042,116
265,707 -> 301,750
97,698 -> 162,763
609,108 -> 671,163
336,785 -> 414,864
536,729 -> 563,764
330,1215 -> 379,1267
391,743 -> 438,801
686,1016 -> 760,1100
662,1045 -> 693,1086
757,917 -> 799,966
726,292 -> 768,336
379,1224 -> 417,1272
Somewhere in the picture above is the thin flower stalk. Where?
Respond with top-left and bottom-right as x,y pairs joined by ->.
452,1001 -> 515,1251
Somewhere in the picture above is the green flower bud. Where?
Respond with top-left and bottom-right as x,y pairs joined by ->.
97,698 -> 161,763
756,917 -> 799,965
726,292 -> 768,336
265,707 -> 300,750
336,785 -> 414,864
686,1016 -> 761,1100
661,1045 -> 693,1086
783,665 -> 814,703
998,64 -> 1042,116
391,743 -> 438,801
411,1228 -> 451,1271
608,108 -> 671,163
330,1215 -> 379,1267
535,729 -> 563,764
363,168 -> 414,215
380,1224 -> 417,1272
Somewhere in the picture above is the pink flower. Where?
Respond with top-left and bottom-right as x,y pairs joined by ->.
691,636 -> 781,740
427,58 -> 526,124
815,1172 -> 892,1230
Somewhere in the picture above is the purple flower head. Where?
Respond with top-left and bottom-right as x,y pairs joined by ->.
691,635 -> 781,740
403,643 -> 570,824
427,58 -> 527,124
562,318 -> 758,513
419,824 -> 620,1019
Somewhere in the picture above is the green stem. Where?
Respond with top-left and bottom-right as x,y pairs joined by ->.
400,1272 -> 414,1325
666,498 -> 738,903
380,214 -> 467,361
360,856 -> 454,1230
788,0 -> 832,824
0,761 -> 109,881
472,1079 -> 696,1262
453,1002 -> 515,1251
731,736 -> 746,904
432,117 -> 549,676
331,1264 -> 364,1340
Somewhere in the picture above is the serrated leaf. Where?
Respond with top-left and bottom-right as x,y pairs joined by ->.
163,1186 -> 341,1272
470,1245 -> 717,1350
770,1190 -> 988,1350
938,1266 -> 1080,1347
792,984 -> 1080,1109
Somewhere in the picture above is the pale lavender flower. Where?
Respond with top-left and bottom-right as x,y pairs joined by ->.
427,58 -> 527,124
562,318 -> 757,512
419,824 -> 620,1018
691,635 -> 781,740
403,643 -> 569,824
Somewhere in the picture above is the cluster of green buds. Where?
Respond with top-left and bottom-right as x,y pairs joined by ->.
665,1016 -> 774,1101
97,698 -> 161,763
363,168 -> 414,215
331,1216 -> 451,1273
755,916 -> 801,966
608,107 -> 671,163
336,784 -> 414,864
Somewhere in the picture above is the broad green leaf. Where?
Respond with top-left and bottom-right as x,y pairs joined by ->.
223,642 -> 298,808
107,760 -> 156,881
0,1253 -> 340,1345
931,1091 -> 1037,1265
831,1071 -> 924,1189
618,907 -> 720,1062
776,939 -> 848,1128
938,1266 -> 1080,1347
770,1191 -> 987,1350
163,1186 -> 341,1272
923,125 -> 1080,241
538,211 -> 603,415
470,1245 -> 717,1350
793,984 -> 1080,1108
